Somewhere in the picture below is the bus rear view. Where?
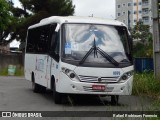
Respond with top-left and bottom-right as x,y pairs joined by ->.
25,16 -> 133,104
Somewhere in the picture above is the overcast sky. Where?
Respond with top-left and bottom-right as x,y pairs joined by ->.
72,0 -> 115,19
11,0 -> 115,47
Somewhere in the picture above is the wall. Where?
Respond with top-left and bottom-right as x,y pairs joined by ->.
0,54 -> 23,70
0,44 -> 10,54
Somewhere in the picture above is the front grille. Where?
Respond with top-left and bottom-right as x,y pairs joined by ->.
78,75 -> 119,83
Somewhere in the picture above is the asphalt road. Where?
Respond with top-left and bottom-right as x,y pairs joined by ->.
0,76 -> 158,120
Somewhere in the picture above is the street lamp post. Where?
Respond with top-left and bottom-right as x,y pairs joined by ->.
152,0 -> 160,78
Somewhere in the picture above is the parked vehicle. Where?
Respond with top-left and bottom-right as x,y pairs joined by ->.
25,16 -> 134,104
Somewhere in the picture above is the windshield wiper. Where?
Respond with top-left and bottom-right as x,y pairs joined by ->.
79,39 -> 119,66
96,47 -> 119,66
79,39 -> 98,65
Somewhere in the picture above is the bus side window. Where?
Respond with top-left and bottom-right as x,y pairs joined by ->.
26,29 -> 37,53
38,26 -> 50,53
49,24 -> 60,62
26,25 -> 50,54
26,30 -> 33,53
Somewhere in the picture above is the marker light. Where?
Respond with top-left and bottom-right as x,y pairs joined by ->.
65,69 -> 70,74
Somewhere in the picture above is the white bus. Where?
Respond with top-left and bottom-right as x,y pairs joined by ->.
25,16 -> 134,104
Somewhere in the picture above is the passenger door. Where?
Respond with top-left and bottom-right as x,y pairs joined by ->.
46,24 -> 60,88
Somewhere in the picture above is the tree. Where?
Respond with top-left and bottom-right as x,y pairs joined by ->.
14,0 -> 75,43
0,0 -> 14,45
131,21 -> 152,44
1,0 -> 75,45
131,21 -> 153,57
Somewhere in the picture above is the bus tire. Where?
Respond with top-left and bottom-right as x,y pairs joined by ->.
53,83 -> 62,104
32,74 -> 46,93
39,85 -> 46,93
111,95 -> 119,105
32,79 -> 40,93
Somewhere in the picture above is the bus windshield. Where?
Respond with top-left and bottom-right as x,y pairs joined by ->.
62,24 -> 132,66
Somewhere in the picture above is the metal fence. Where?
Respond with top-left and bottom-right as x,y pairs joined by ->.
134,58 -> 154,72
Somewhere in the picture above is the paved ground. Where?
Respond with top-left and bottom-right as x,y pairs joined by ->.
0,76 -> 158,120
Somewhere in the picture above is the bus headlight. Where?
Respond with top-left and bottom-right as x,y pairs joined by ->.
61,67 -> 79,81
121,74 -> 128,80
70,73 -> 75,78
119,71 -> 134,83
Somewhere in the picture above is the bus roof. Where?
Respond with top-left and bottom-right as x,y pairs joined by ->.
28,16 -> 126,29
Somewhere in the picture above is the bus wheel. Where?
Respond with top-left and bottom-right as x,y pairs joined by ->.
111,95 -> 119,105
32,75 -> 46,93
53,84 -> 62,104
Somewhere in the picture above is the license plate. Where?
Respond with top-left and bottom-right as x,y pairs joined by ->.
92,85 -> 106,91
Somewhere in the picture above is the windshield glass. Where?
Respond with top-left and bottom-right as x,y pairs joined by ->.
62,24 -> 131,64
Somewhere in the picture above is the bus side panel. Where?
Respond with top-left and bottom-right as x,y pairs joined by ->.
48,58 -> 60,89
25,54 -> 36,81
25,54 -> 48,87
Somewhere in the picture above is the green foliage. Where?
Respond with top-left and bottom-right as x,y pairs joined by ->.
0,0 -> 75,45
14,68 -> 24,76
133,72 -> 160,110
131,21 -> 152,43
0,68 -> 8,76
0,0 -> 11,31
133,42 -> 153,58
20,0 -> 75,15
13,0 -> 75,43
152,99 -> 160,107
133,72 -> 160,98
131,21 -> 153,57
0,0 -> 15,45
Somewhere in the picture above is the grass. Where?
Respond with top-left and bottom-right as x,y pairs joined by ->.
0,68 -> 8,76
133,71 -> 160,98
133,71 -> 160,108
14,68 -> 24,76
0,67 -> 24,76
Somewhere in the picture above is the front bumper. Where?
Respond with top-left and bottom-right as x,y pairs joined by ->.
56,72 -> 133,95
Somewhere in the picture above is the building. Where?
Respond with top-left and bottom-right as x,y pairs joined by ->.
115,0 -> 152,30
